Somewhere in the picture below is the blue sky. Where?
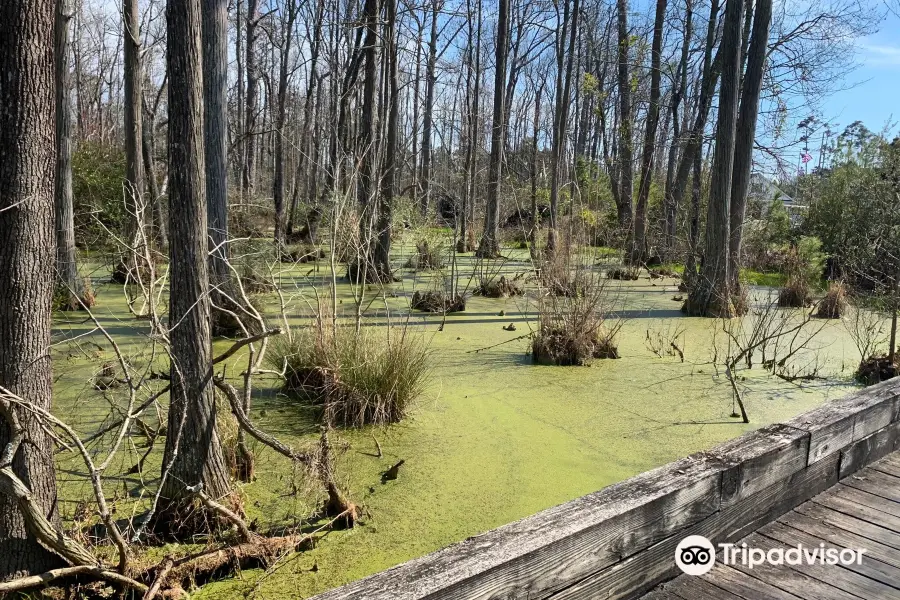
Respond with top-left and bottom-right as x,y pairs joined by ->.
822,9 -> 900,135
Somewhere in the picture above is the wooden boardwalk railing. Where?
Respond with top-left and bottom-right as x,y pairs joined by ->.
311,378 -> 900,600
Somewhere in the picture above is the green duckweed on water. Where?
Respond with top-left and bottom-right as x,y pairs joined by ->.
51,244 -> 867,598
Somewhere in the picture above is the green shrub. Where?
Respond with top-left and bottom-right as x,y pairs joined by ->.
72,142 -> 127,248
268,323 -> 430,426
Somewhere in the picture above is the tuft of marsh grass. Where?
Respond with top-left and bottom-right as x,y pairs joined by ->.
267,323 -> 430,427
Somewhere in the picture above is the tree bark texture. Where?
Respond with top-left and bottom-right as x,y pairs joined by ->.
0,0 -> 65,579
160,0 -> 232,520
55,0 -> 83,310
477,0 -> 509,258
685,0 -> 744,317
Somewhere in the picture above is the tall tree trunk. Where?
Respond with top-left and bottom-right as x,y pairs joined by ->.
530,83 -> 543,261
728,0 -> 773,297
376,0 -> 399,274
202,0 -> 238,338
55,0 -> 83,310
273,2 -> 298,252
477,0 -> 509,258
158,0 -> 232,527
142,94 -> 168,252
418,0 -> 439,217
0,0 -> 65,578
685,0 -> 744,317
123,0 -> 144,255
547,0 -> 580,254
242,0 -> 260,200
631,0 -> 667,264
662,0 -> 692,259
356,0 -> 381,278
287,0 -> 324,238
683,146 -> 703,290
462,0 -> 482,253
665,0 -> 720,255
615,0 -> 633,232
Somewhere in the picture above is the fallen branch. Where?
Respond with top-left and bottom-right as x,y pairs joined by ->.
213,328 -> 283,366
0,565 -> 148,594
188,483 -> 252,543
214,378 -> 312,464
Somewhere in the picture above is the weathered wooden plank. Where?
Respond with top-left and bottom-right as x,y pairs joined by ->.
751,530 -> 898,599
762,520 -> 900,590
838,420 -> 900,478
778,510 -> 900,569
784,379 -> 900,464
794,501 -> 900,550
310,452 -> 724,600
637,589 -> 684,600
843,469 -> 900,504
830,483 -> 900,518
658,575 -> 745,600
812,493 -> 900,534
547,454 -> 840,600
701,563 -> 802,600
711,424 -> 810,507
871,450 -> 900,478
724,534 -> 858,600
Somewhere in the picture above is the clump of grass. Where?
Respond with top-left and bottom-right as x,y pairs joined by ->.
410,290 -> 466,313
533,241 -> 622,366
777,280 -> 812,308
268,323 -> 430,427
777,237 -> 825,308
403,240 -> 445,270
815,281 -> 848,319
607,266 -> 640,281
476,275 -> 524,298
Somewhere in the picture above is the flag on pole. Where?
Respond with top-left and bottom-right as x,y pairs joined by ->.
801,151 -> 812,164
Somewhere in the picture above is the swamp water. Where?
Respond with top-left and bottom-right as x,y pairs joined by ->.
51,247 -> 865,597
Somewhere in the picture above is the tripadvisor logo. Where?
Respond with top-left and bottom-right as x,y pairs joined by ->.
675,535 -> 716,575
674,535 -> 868,576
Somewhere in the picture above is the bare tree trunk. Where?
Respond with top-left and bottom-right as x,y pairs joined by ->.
55,0 -> 83,310
683,146 -> 703,290
273,2 -> 299,252
242,0 -> 260,200
665,0 -> 720,255
662,0 -> 692,259
0,0 -> 65,578
615,0 -> 633,232
203,0 -> 232,304
728,0 -> 773,296
141,94 -> 167,252
287,0 -> 324,237
418,0 -> 439,217
462,0 -> 482,253
631,0 -> 667,264
547,0 -> 580,254
477,0 -> 509,258
158,0 -> 232,528
123,0 -> 144,251
685,0 -> 744,317
530,82 -> 543,261
376,0 -> 399,274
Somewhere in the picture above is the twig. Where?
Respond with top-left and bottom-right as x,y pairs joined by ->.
467,332 -> 533,353
371,433 -> 382,458
213,328 -> 283,365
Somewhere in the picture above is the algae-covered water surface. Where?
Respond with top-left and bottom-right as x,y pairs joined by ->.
52,246 -> 865,598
